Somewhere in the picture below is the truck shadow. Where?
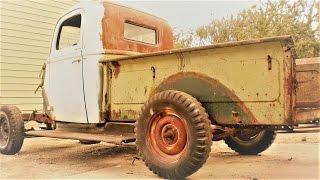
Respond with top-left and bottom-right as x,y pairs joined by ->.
75,144 -> 138,158
54,144 -> 138,168
21,138 -> 137,158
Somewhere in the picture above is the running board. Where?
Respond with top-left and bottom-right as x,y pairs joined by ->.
25,130 -> 135,145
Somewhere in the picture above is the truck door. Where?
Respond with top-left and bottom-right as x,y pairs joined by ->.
46,9 -> 88,123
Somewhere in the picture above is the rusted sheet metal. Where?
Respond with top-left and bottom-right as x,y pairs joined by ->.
152,72 -> 259,125
101,2 -> 173,54
106,37 -> 295,125
281,39 -> 296,124
111,61 -> 121,78
105,49 -> 141,56
99,35 -> 292,63
22,113 -> 52,124
294,57 -> 320,124
211,125 -> 235,141
26,120 -> 137,143
295,57 -> 320,108
295,108 -> 320,124
25,130 -> 131,145
111,109 -> 139,120
147,109 -> 187,158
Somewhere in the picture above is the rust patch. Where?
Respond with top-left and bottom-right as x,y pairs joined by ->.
295,101 -> 320,108
147,108 -> 187,161
295,107 -> 320,124
101,2 -> 173,53
22,113 -> 53,124
211,125 -> 235,141
125,110 -> 139,119
295,59 -> 320,109
112,109 -> 122,119
281,39 -> 297,124
111,109 -> 139,120
111,61 -> 120,78
104,104 -> 112,120
232,111 -> 242,124
176,53 -> 185,70
151,72 -> 259,125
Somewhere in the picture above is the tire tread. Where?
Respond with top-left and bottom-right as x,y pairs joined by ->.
224,130 -> 276,155
135,90 -> 212,178
0,105 -> 24,155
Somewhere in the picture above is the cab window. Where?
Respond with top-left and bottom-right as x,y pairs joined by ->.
124,22 -> 157,45
56,14 -> 81,50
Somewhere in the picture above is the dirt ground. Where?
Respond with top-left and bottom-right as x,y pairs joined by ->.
1,127 -> 319,179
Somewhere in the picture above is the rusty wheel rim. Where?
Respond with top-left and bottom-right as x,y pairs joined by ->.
147,108 -> 188,162
0,112 -> 10,148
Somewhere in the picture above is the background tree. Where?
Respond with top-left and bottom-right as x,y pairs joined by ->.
174,0 -> 319,58
173,30 -> 194,49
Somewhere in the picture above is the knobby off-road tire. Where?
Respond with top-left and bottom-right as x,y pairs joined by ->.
224,129 -> 276,155
0,105 -> 25,155
135,90 -> 212,179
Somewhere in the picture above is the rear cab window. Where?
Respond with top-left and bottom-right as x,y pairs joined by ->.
124,22 -> 157,45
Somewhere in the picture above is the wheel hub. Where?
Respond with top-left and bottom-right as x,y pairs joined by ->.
0,112 -> 10,147
148,109 -> 187,160
161,124 -> 178,145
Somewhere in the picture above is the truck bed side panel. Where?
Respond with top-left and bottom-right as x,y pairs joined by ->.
106,38 -> 295,125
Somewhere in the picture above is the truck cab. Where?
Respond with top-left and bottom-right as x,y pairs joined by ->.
45,1 -> 173,124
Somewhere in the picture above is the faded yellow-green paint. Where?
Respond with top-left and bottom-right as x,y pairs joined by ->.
102,37 -> 295,125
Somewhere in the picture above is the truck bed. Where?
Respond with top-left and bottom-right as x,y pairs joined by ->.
100,36 -> 296,126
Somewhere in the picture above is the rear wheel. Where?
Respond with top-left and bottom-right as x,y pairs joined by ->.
224,129 -> 276,155
135,90 -> 212,179
0,105 -> 25,155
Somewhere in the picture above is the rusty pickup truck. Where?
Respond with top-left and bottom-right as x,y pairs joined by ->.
0,1 -> 319,179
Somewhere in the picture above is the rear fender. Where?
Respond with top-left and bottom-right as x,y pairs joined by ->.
152,72 -> 258,125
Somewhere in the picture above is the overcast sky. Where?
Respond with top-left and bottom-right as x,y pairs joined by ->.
116,1 -> 259,31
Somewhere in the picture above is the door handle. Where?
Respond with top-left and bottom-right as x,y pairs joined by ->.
72,59 -> 81,64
